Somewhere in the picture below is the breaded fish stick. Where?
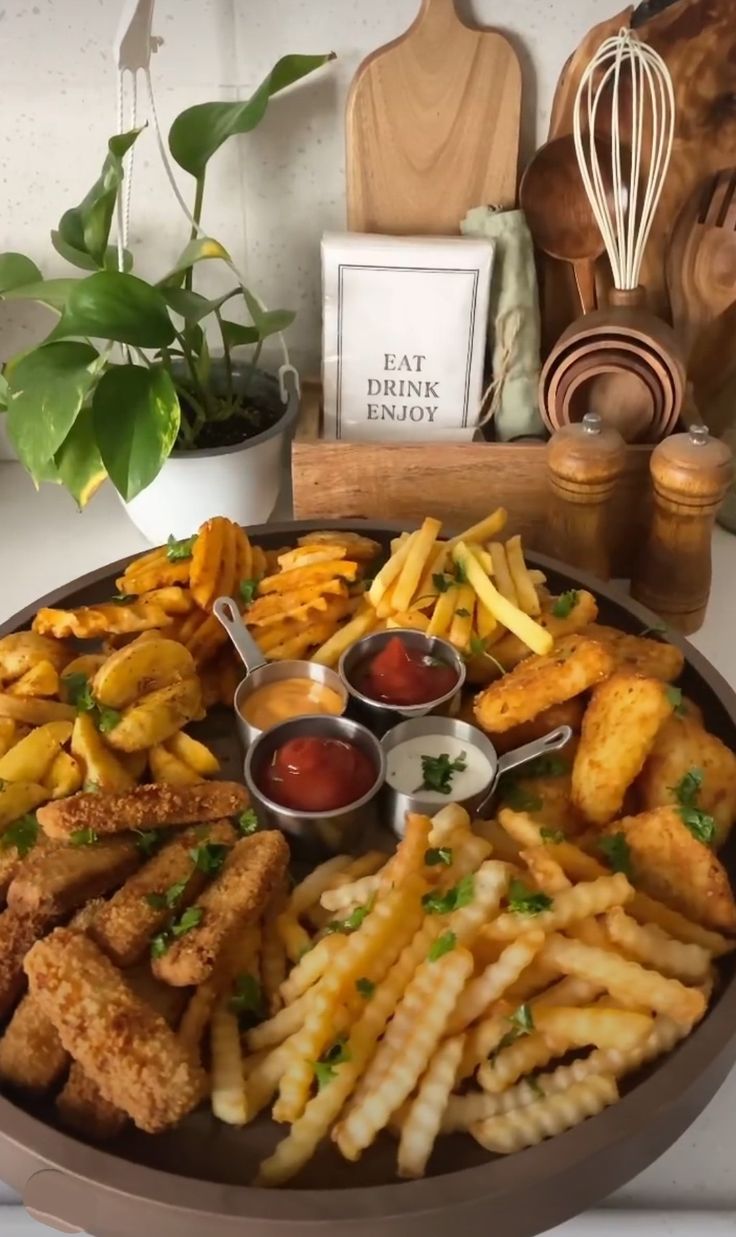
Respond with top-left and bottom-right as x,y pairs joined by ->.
25,928 -> 207,1133
0,836 -> 56,905
0,908 -> 51,1018
37,781 -> 248,841
91,820 -> 237,966
7,837 -> 140,919
56,1063 -> 128,1142
153,830 -> 289,987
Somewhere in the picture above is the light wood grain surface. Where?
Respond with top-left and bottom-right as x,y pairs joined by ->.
346,0 -> 521,235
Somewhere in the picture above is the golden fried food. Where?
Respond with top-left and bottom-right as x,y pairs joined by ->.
0,632 -> 71,684
469,591 -> 600,684
607,807 -> 736,935
33,601 -> 171,640
480,699 -> 585,754
0,720 -> 72,784
153,831 -> 289,987
245,580 -> 347,625
103,676 -> 203,754
0,908 -> 50,1019
582,624 -> 684,682
185,614 -> 229,667
0,990 -> 68,1092
474,635 -> 614,734
7,660 -> 60,698
190,517 -> 231,611
93,637 -> 196,710
91,820 -> 237,967
25,928 -> 207,1133
638,715 -> 736,849
71,714 -> 135,793
43,750 -> 83,799
36,780 -> 248,840
56,1062 -> 128,1141
116,548 -> 192,597
0,694 -> 75,726
7,836 -> 140,920
0,781 -> 49,830
297,529 -> 381,562
572,673 -> 673,826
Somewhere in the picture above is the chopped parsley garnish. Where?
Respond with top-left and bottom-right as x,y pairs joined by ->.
230,973 -> 263,1024
62,672 -> 95,711
501,783 -> 543,813
172,906 -> 203,937
166,533 -> 197,561
552,590 -> 579,618
540,827 -> 564,844
428,930 -> 457,962
666,685 -> 685,717
424,847 -> 453,868
135,828 -> 165,856
239,578 -> 260,605
355,977 -> 375,999
491,1004 -> 536,1057
83,779 -> 100,794
422,874 -> 474,916
640,622 -> 668,638
237,808 -> 259,835
145,892 -> 168,911
420,750 -> 467,795
671,767 -> 716,845
313,1035 -> 351,1088
326,898 -> 374,935
96,703 -> 122,734
455,607 -> 471,618
522,755 -> 569,779
0,814 -> 38,858
466,635 -> 507,676
433,562 -> 468,592
528,1075 -> 545,1099
145,878 -> 187,912
190,841 -> 229,876
598,833 -> 632,876
453,560 -> 468,586
507,879 -> 553,916
433,572 -> 452,594
69,828 -> 99,847
110,592 -> 136,604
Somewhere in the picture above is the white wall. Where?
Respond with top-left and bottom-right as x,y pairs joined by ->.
0,0 -> 617,384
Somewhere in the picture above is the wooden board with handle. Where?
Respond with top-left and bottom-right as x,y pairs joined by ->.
346,0 -> 521,235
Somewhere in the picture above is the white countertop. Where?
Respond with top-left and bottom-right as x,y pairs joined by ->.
0,461 -> 734,1234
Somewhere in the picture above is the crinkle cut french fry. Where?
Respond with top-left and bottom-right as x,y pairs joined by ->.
245,1035 -> 301,1122
604,908 -> 711,983
320,873 -> 382,914
521,846 -> 571,894
333,948 -> 473,1161
478,1031 -> 566,1094
380,813 -> 432,888
471,1074 -> 618,1154
288,855 -> 355,918
210,1001 -> 247,1126
397,1034 -> 464,1178
484,873 -> 633,941
447,930 -> 545,1034
428,804 -> 472,847
540,933 -> 707,1026
276,910 -> 312,964
246,989 -> 312,1051
274,878 -> 426,1123
279,934 -> 346,1005
533,1005 -> 653,1051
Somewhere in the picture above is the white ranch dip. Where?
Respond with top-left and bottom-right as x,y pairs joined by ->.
386,734 -> 492,803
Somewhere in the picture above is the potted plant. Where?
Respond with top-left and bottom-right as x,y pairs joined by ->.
0,52 -> 333,544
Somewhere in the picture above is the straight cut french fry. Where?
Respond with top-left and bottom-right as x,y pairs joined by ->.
453,543 -> 553,656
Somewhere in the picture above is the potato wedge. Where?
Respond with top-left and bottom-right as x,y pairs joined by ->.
572,673 -> 672,826
7,661 -> 60,698
93,637 -> 196,710
149,744 -> 203,786
0,781 -> 48,829
0,632 -> 71,684
581,625 -> 684,683
104,677 -> 202,753
474,635 -> 614,734
166,731 -> 220,776
71,714 -> 135,792
638,716 -> 736,849
0,721 -> 73,785
609,806 -> 736,934
0,695 -> 75,726
43,750 -> 83,799
0,720 -> 19,759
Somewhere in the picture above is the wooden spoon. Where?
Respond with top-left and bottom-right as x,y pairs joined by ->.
666,168 -> 736,359
520,133 -> 615,314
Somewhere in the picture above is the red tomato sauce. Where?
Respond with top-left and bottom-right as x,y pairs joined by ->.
259,736 -> 377,812
353,636 -> 458,707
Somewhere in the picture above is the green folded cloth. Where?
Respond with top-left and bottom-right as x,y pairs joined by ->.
461,206 -> 545,442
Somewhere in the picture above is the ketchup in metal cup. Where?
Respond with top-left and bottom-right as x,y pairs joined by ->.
260,736 -> 377,813
353,636 -> 458,707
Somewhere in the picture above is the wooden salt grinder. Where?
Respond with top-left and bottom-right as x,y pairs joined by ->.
631,425 -> 733,634
545,412 -> 626,580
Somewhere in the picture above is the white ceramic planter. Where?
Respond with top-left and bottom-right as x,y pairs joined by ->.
124,366 -> 299,545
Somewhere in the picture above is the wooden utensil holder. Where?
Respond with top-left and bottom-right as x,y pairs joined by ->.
292,381 -> 654,579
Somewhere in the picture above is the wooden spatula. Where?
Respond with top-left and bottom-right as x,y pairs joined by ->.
346,0 -> 521,235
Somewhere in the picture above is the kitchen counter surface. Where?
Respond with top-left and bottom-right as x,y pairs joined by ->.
0,461 -> 734,1233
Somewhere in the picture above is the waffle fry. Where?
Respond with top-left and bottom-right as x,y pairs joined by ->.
190,517 -> 229,611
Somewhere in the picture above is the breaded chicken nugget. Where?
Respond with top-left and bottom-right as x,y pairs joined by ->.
477,698 -> 585,754
581,624 -> 684,683
56,1063 -> 128,1141
572,673 -> 672,826
91,820 -> 237,966
608,807 -> 736,934
153,830 -> 289,987
474,635 -> 614,734
37,781 -> 248,841
7,837 -> 140,919
25,928 -> 207,1133
638,716 -> 736,849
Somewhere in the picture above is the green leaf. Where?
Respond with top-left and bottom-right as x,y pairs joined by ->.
428,930 -> 457,962
552,590 -> 579,619
522,755 -> 569,778
161,285 -> 240,322
150,932 -> 170,959
312,1034 -> 351,1088
220,319 -> 260,349
51,231 -> 133,274
55,271 -> 175,348
673,768 -> 704,807
62,672 -> 95,712
237,808 -> 259,835
70,828 -> 99,847
54,406 -> 107,508
230,973 -> 263,1019
424,847 -> 453,868
1,278 -> 79,311
190,841 -> 229,876
169,54 -> 335,178
239,578 -> 260,605
540,827 -> 565,844
167,533 -> 197,561
171,905 -> 203,938
598,833 -> 632,876
96,703 -> 122,734
57,128 -> 143,267
0,372 -> 9,411
680,807 -> 716,846
422,875 -> 474,916
158,237 -> 231,288
666,685 -> 685,717
501,783 -> 543,813
6,341 -> 101,482
93,364 -> 180,501
145,892 -> 168,911
420,750 -> 467,795
326,898 -> 374,935
355,978 -> 375,999
0,253 -> 42,293
135,828 -> 165,856
507,879 -> 553,916
433,572 -> 452,594
241,285 -> 295,339
509,1003 -> 535,1035
0,814 -> 39,858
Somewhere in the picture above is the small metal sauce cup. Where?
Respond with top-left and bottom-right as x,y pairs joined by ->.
244,714 -> 386,857
213,596 -> 348,749
339,628 -> 466,735
381,715 -> 572,838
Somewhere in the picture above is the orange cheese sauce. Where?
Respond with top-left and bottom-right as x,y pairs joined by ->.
242,677 -> 344,731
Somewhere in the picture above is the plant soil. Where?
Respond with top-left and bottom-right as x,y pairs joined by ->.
178,400 -> 281,451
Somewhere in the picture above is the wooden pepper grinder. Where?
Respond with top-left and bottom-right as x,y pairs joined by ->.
545,412 -> 626,580
631,425 -> 733,634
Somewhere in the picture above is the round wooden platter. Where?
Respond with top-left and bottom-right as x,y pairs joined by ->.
1,520 -> 735,1237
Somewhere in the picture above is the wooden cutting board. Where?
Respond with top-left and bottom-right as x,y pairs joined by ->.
346,0 -> 521,235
